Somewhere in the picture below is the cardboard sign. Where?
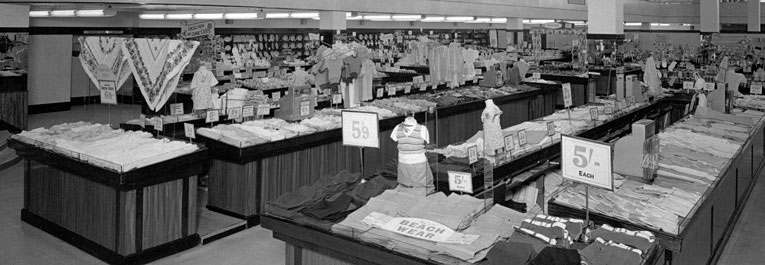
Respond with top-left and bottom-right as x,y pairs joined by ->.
388,85 -> 397,96
180,20 -> 215,39
242,105 -> 254,117
562,83 -> 573,107
546,122 -> 556,136
228,106 -> 242,120
377,88 -> 384,98
153,118 -> 163,131
683,81 -> 694,90
561,135 -> 614,190
205,110 -> 219,123
300,100 -> 311,116
752,83 -> 763,95
504,135 -> 515,151
99,80 -> 118,105
184,123 -> 196,139
257,104 -> 270,116
170,103 -> 184,116
532,72 -> 541,79
361,212 -> 478,244
589,108 -> 598,121
448,171 -> 473,194
404,85 -> 412,94
413,76 -> 424,84
704,82 -> 715,91
518,130 -> 528,146
467,145 -> 478,164
420,84 -> 428,92
341,111 -> 380,148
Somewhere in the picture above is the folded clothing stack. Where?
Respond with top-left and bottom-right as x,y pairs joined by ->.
580,224 -> 656,265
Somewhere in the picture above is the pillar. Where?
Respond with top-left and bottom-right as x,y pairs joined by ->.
749,0 -> 761,32
700,0 -> 719,33
506,18 -> 523,47
587,0 -> 623,35
319,11 -> 346,31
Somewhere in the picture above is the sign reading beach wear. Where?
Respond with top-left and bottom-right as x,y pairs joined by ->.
180,20 -> 215,39
361,212 -> 479,244
341,111 -> 380,148
561,135 -> 614,190
447,171 -> 473,193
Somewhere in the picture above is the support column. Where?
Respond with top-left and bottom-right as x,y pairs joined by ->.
749,0 -> 761,32
700,0 -> 719,33
506,18 -> 523,47
0,4 -> 29,27
640,22 -> 651,31
319,11 -> 346,31
587,0 -> 623,35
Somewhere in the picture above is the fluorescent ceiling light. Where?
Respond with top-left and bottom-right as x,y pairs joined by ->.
421,16 -> 445,22
290,12 -> 319,18
527,19 -> 555,24
659,23 -> 670,26
347,15 -> 363,20
194,13 -> 224,19
224,13 -> 258,19
140,13 -> 165,19
75,9 -> 105,17
490,18 -> 507,23
682,23 -> 692,26
50,10 -> 76,17
445,16 -> 474,22
392,15 -> 421,21
364,15 -> 392,21
29,11 -> 49,17
165,13 -> 193,20
625,22 -> 642,26
266,13 -> 290,19
565,20 -> 586,25
650,23 -> 659,26
465,18 -> 491,23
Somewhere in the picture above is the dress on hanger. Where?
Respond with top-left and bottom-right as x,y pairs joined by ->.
359,60 -> 377,101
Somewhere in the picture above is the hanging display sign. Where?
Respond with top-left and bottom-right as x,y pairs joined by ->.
561,135 -> 614,190
447,171 -> 473,193
180,20 -> 215,39
342,111 -> 380,148
543,22 -> 563,29
362,212 -> 479,244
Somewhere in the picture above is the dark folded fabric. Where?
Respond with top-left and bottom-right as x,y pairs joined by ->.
529,246 -> 581,265
347,175 -> 397,205
302,193 -> 354,220
485,241 -> 536,265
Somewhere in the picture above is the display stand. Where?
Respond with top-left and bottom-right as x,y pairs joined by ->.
8,139 -> 207,265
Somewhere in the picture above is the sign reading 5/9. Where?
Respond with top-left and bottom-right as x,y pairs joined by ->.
561,135 -> 614,190
342,111 -> 380,148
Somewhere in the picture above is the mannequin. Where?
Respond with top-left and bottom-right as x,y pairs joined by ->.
191,64 -> 218,111
482,99 -> 504,163
643,53 -> 661,95
391,116 -> 434,196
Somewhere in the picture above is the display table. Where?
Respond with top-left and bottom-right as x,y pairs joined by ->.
8,139 -> 207,265
262,215 -> 666,265
589,67 -> 642,96
548,112 -> 765,265
524,72 -> 594,107
198,87 -> 555,225
0,73 -> 27,130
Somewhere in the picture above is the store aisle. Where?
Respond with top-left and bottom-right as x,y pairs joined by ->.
717,169 -> 765,265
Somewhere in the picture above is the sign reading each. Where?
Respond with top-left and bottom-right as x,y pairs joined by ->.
561,135 -> 614,190
704,82 -> 715,91
300,100 -> 311,116
184,123 -> 196,139
467,145 -> 478,164
341,111 -> 380,148
170,103 -> 184,116
99,80 -> 118,105
447,171 -> 473,193
242,105 -> 254,117
562,83 -> 573,107
206,110 -> 219,123
752,83 -> 763,95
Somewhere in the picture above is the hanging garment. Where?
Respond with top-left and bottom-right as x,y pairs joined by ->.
643,56 -> 662,95
390,118 -> 434,196
78,37 -> 132,91
324,57 -> 344,84
191,67 -> 218,110
463,49 -> 479,80
123,38 -> 199,111
359,60 -> 377,101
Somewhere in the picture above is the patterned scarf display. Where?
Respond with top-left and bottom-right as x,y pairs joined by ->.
78,37 -> 132,91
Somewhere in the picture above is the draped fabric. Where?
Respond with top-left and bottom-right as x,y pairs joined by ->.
78,37 -> 132,91
122,38 -> 199,111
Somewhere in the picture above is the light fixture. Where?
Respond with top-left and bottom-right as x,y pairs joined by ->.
165,13 -> 193,20
527,19 -> 555,24
625,22 -> 642,26
49,10 -> 76,17
490,18 -> 507,23
392,15 -> 421,21
465,18 -> 491,23
659,23 -> 670,26
266,13 -> 290,19
29,11 -> 50,17
194,13 -> 224,19
364,15 -> 392,21
347,15 -> 363,20
445,16 -> 474,22
224,13 -> 259,19
682,23 -> 692,27
139,13 -> 165,20
290,12 -> 319,19
75,9 -> 104,17
564,20 -> 586,25
421,16 -> 445,22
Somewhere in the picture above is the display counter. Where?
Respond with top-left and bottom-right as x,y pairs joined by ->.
589,67 -> 643,96
197,86 -> 556,225
548,107 -> 765,265
524,72 -> 594,107
7,138 -> 206,265
0,72 -> 27,130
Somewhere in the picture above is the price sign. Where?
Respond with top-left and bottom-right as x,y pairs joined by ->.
267,71 -> 275,78
424,75 -> 431,83
272,92 -> 281,102
184,123 -> 196,139
420,84 -> 428,92
474,69 -> 483,76
413,76 -> 424,84
234,72 -> 242,79
467,145 -> 478,164
255,71 -> 266,78
153,118 -> 163,131
546,122 -> 555,136
562,83 -> 573,107
605,105 -> 614,115
447,171 -> 473,194
704,82 -> 715,91
589,108 -> 598,121
242,105 -> 255,117
99,80 -> 118,105
518,130 -> 528,146
532,72 -> 541,79
388,85 -> 397,96
170,103 -> 184,116
300,100 -> 311,116
341,111 -> 380,148
752,83 -> 763,95
682,81 -> 694,90
228,106 -> 242,120
205,110 -> 219,123
257,104 -> 270,116
139,114 -> 146,128
504,135 -> 515,151
561,135 -> 614,190
377,88 -> 384,98
404,85 -> 412,94
332,94 -> 343,104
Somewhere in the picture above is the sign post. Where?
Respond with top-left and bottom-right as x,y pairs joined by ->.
342,111 -> 381,176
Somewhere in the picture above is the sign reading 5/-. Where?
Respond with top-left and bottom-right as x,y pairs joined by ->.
341,111 -> 380,148
561,135 -> 614,190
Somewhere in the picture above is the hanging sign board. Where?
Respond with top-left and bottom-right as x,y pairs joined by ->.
180,20 -> 215,39
561,135 -> 614,190
342,111 -> 380,148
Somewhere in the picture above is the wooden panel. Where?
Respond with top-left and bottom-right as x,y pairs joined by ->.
208,159 -> 259,216
142,178 -> 185,249
711,168 -> 737,249
674,204 -> 712,265
26,161 -> 117,250
301,247 -> 356,265
0,91 -> 27,130
738,146 -> 754,204
118,190 -> 136,255
498,99 -> 530,128
188,175 -> 198,234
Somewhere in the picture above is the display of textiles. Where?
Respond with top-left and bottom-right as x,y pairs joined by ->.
123,38 -> 200,111
78,37 -> 132,91
735,95 -> 765,110
551,110 -> 764,234
12,122 -> 199,172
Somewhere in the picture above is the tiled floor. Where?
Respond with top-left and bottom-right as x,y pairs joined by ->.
1,104 -> 765,264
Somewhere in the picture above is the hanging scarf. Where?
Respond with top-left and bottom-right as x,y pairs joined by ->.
78,37 -> 132,90
123,38 -> 199,111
